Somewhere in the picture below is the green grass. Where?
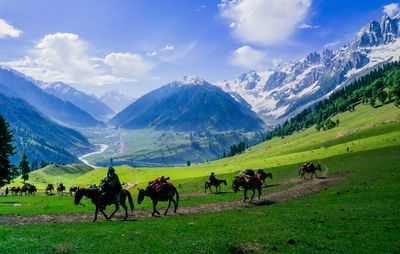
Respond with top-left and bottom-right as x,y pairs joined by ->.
0,145 -> 399,253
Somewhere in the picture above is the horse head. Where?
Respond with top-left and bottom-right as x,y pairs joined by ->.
232,178 -> 240,193
137,188 -> 146,204
316,164 -> 322,171
74,187 -> 83,205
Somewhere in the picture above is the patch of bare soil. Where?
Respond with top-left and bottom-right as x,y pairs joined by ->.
0,171 -> 352,226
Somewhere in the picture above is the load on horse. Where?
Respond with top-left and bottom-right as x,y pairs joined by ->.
74,167 -> 134,222
204,172 -> 227,193
232,169 -> 262,202
138,176 -> 179,216
255,169 -> 273,186
298,163 -> 322,179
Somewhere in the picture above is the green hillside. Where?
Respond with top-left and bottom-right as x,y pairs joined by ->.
18,102 -> 400,190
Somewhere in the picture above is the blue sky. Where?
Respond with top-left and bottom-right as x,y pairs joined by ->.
0,0 -> 398,97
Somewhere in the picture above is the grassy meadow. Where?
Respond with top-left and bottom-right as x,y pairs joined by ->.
0,103 -> 399,253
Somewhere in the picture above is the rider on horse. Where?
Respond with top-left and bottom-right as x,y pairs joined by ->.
208,172 -> 217,184
148,176 -> 169,190
100,167 -> 122,204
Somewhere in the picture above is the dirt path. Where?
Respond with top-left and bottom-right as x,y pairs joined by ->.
0,171 -> 351,226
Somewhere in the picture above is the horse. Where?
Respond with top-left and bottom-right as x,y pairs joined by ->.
74,187 -> 134,222
232,174 -> 262,202
45,184 -> 54,195
28,185 -> 37,195
57,183 -> 66,195
256,169 -> 273,186
21,185 -> 29,195
299,163 -> 322,179
137,183 -> 179,216
10,186 -> 21,196
204,179 -> 227,193
69,186 -> 78,196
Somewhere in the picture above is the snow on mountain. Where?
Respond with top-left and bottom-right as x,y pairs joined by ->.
216,14 -> 400,126
97,91 -> 135,113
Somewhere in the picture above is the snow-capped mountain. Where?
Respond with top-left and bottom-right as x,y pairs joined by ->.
216,14 -> 400,126
97,91 -> 135,113
109,76 -> 264,131
42,82 -> 114,121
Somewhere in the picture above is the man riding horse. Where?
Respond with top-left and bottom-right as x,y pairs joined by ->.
100,167 -> 122,204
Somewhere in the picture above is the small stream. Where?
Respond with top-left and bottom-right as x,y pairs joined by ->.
78,144 -> 109,168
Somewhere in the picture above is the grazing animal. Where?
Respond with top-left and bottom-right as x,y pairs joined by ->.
28,185 -> 37,195
204,179 -> 227,193
256,169 -> 273,186
69,186 -> 78,195
232,174 -> 262,202
45,184 -> 54,195
21,185 -> 29,195
74,187 -> 134,222
299,163 -> 322,179
57,183 -> 66,195
137,184 -> 179,216
10,186 -> 21,196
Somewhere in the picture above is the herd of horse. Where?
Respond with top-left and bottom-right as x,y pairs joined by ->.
3,162 -> 322,222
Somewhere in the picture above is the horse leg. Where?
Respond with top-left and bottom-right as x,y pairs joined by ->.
152,200 -> 160,216
120,201 -> 128,221
109,204 -> 120,220
93,206 -> 99,222
258,187 -> 261,199
164,199 -> 172,215
250,189 -> 255,201
171,198 -> 177,213
243,189 -> 248,202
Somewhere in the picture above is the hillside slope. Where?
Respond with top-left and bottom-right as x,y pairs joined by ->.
110,76 -> 264,131
0,68 -> 105,128
0,90 -> 91,164
24,103 -> 400,187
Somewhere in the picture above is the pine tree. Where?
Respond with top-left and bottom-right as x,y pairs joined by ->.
0,115 -> 17,188
19,154 -> 30,182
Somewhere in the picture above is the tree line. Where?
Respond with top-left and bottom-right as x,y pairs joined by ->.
265,61 -> 400,140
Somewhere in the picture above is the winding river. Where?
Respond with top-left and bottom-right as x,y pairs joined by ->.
78,144 -> 109,168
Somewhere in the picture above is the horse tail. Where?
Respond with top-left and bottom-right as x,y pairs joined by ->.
298,167 -> 301,176
126,190 -> 134,213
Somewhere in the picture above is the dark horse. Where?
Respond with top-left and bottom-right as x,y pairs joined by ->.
204,179 -> 227,193
45,184 -> 54,195
137,184 -> 179,216
299,163 -> 321,179
232,174 -> 262,202
57,183 -> 66,195
28,185 -> 37,195
256,169 -> 273,186
69,186 -> 78,195
74,187 -> 134,222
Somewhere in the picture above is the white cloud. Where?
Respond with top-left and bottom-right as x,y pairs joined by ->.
146,51 -> 158,56
161,44 -> 175,51
220,0 -> 312,46
383,3 -> 400,17
231,45 -> 266,69
0,18 -> 22,38
298,23 -> 320,29
1,33 -> 154,85
104,52 -> 154,80
324,40 -> 342,49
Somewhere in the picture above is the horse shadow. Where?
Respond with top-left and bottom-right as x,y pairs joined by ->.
316,176 -> 328,179
251,200 -> 276,206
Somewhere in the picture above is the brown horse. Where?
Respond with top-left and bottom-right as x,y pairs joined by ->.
21,185 -> 29,195
10,186 -> 21,195
299,163 -> 322,179
256,169 -> 273,186
74,187 -> 134,222
28,185 -> 37,195
45,184 -> 54,195
204,179 -> 227,193
232,174 -> 262,202
137,183 -> 179,216
57,183 -> 66,195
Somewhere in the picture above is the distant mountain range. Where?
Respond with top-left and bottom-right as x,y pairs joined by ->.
216,14 -> 400,125
109,76 -> 264,131
0,85 -> 91,164
42,82 -> 114,121
0,68 -> 105,128
96,91 -> 134,113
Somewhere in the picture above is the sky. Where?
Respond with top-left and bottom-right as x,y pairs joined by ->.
0,0 -> 398,97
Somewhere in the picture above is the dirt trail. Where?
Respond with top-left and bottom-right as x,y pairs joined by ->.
0,171 -> 351,226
